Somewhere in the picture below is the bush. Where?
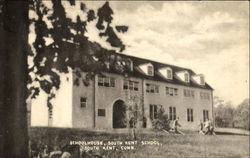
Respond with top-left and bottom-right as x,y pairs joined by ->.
152,106 -> 171,131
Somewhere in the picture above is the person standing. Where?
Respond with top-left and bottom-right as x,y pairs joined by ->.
198,120 -> 204,135
172,117 -> 184,135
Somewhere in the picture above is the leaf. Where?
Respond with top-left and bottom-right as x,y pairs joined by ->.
115,25 -> 128,33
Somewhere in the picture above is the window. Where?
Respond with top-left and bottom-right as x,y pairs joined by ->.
98,75 -> 116,87
150,104 -> 158,120
104,77 -> 109,87
146,83 -> 150,92
184,72 -> 189,82
200,76 -> 205,85
98,109 -> 106,117
98,76 -> 104,86
123,80 -> 139,91
80,97 -> 87,108
134,82 -> 139,91
123,80 -> 129,89
110,77 -> 115,87
148,65 -> 154,76
166,87 -> 169,95
200,92 -> 210,100
169,107 -> 176,120
146,83 -> 159,93
174,88 -> 178,96
129,81 -> 133,90
203,110 -> 209,122
167,69 -> 172,79
184,89 -> 195,98
169,88 -> 173,96
187,108 -> 193,122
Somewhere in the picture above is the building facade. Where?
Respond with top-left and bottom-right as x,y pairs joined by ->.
71,53 -> 214,130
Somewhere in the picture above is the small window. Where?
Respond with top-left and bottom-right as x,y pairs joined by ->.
148,65 -> 154,76
184,72 -> 189,82
110,77 -> 115,87
169,88 -> 173,96
169,107 -> 176,120
150,104 -> 158,120
98,76 -> 104,86
129,81 -> 133,90
123,80 -> 129,89
166,87 -> 169,95
174,88 -> 178,96
146,83 -> 150,92
98,109 -> 105,117
134,82 -> 139,91
187,108 -> 193,122
80,97 -> 87,108
104,77 -> 109,87
150,85 -> 155,93
155,85 -> 159,93
167,69 -> 172,79
200,76 -> 205,85
203,110 -> 209,122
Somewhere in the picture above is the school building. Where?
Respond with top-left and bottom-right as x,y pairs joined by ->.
30,52 -> 214,130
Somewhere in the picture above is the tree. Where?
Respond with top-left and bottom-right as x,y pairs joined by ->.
214,96 -> 235,128
1,1 -> 29,158
214,102 -> 235,128
152,106 -> 171,132
1,1 -> 128,157
126,94 -> 145,140
233,99 -> 249,130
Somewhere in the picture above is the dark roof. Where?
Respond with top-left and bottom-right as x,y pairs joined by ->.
105,51 -> 213,90
66,41 -> 213,90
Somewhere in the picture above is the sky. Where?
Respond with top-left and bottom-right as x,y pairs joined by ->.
30,1 -> 249,108
83,1 -> 249,106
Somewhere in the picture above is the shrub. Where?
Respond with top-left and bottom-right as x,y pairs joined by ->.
152,106 -> 171,131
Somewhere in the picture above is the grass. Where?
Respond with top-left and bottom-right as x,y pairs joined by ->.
29,127 -> 249,158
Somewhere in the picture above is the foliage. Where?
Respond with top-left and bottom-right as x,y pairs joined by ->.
152,105 -> 171,131
214,103 -> 235,128
126,95 -> 144,128
233,99 -> 249,130
214,96 -> 249,130
28,0 -> 128,111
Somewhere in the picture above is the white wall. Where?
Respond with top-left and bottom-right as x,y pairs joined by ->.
31,72 -> 73,127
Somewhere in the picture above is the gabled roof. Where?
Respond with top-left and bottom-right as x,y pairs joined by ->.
104,51 -> 213,90
67,41 -> 213,90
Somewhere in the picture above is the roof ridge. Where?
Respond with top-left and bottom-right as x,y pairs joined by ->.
113,52 -> 194,72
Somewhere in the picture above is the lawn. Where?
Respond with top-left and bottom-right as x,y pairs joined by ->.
29,127 -> 249,158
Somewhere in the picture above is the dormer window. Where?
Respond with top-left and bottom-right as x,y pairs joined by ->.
184,72 -> 189,82
200,75 -> 205,85
191,74 -> 205,85
148,65 -> 154,76
166,68 -> 172,79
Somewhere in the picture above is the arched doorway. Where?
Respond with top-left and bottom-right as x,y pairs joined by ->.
113,100 -> 127,128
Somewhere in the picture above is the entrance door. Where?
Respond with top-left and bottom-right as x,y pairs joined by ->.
113,100 -> 126,128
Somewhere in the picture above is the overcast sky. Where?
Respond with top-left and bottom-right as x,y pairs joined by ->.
84,1 -> 249,106
31,1 -> 249,106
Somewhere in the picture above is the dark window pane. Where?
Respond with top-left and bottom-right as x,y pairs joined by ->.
98,109 -> 105,117
134,82 -> 139,91
154,105 -> 158,119
110,78 -> 115,87
98,76 -> 104,86
104,77 -> 109,87
129,81 -> 133,90
150,105 -> 153,120
123,80 -> 128,89
155,86 -> 159,93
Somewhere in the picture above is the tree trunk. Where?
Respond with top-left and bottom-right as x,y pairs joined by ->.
1,1 -> 29,158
